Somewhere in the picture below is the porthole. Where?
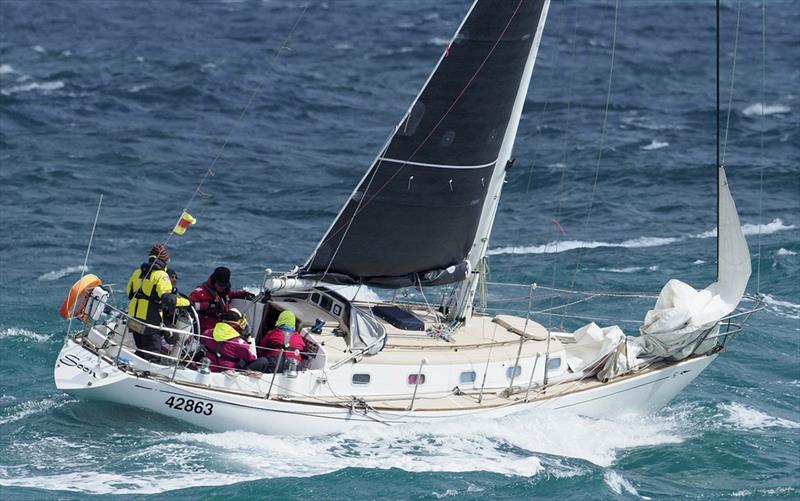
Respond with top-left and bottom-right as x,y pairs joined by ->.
408,373 -> 426,385
352,374 -> 371,385
506,366 -> 522,379
460,371 -> 476,383
547,357 -> 561,370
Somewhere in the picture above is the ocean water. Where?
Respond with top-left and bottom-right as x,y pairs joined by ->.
1,0 -> 798,499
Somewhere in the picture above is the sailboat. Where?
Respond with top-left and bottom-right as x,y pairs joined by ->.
54,0 -> 761,435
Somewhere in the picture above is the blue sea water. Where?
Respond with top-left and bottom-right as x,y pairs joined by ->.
1,0 -> 798,498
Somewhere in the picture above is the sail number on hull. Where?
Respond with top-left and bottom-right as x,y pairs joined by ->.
165,396 -> 213,416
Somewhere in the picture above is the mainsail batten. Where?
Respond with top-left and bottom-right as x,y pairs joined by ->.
302,0 -> 550,288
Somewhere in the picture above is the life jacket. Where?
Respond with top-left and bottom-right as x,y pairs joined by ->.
127,258 -> 171,326
208,322 -> 246,368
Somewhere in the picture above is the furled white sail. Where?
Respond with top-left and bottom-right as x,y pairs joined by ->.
598,166 -> 752,380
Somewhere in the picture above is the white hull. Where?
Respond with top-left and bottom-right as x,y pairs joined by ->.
55,338 -> 717,435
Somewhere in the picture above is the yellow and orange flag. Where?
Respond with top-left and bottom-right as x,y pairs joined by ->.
173,210 -> 196,235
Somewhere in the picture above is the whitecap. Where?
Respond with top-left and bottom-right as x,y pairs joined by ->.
0,80 -> 64,96
32,44 -> 46,53
489,236 -> 678,256
334,43 -> 352,50
428,37 -> 450,46
432,489 -> 460,498
762,294 -> 800,319
684,218 -> 793,239
599,266 -> 643,273
0,327 -> 51,343
37,264 -> 88,281
693,259 -> 706,265
718,402 -> 800,430
742,103 -> 791,117
640,140 -> 669,151
0,64 -> 14,75
604,470 -> 647,499
0,397 -> 67,425
777,248 -> 797,256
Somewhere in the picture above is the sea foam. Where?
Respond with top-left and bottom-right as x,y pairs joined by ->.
718,402 -> 800,430
0,327 -> 51,343
37,265 -> 88,281
489,218 -> 795,256
640,140 -> 669,150
742,103 -> 791,117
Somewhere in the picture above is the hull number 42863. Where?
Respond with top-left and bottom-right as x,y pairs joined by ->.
165,396 -> 213,415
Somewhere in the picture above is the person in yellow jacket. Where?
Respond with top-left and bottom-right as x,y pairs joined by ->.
126,243 -> 189,361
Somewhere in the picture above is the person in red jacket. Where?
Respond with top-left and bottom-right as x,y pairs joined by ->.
189,266 -> 254,333
200,309 -> 270,373
258,309 -> 306,373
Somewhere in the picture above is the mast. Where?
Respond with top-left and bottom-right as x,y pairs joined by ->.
453,0 -> 552,322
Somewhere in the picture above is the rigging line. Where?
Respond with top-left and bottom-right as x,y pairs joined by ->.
314,0 -> 525,266
756,0 -> 766,293
568,0 -> 619,290
128,7 -> 313,309
525,0 -> 573,197
548,0 -> 581,323
66,194 -> 103,336
716,0 -> 721,280
182,2 -> 313,213
721,0 -> 743,165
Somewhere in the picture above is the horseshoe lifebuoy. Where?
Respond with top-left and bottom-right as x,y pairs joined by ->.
59,274 -> 102,320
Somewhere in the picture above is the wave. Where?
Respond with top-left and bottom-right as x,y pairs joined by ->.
0,397 -> 67,426
427,37 -> 450,46
717,402 -> 800,430
693,218 -> 797,239
777,248 -> 797,256
0,64 -> 14,75
762,294 -> 800,320
598,265 -> 659,274
0,327 -> 51,343
640,140 -> 669,151
742,103 -> 791,117
0,408 -> 687,495
603,471 -> 644,498
0,80 -> 64,96
37,265 -> 88,281
489,218 -> 795,256
490,236 -> 679,256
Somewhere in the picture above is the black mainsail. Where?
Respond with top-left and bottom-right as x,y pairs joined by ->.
302,0 -> 550,289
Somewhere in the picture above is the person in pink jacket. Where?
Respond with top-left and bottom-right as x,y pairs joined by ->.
257,309 -> 306,372
201,309 -> 269,373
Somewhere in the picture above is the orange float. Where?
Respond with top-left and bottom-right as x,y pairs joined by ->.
59,274 -> 102,320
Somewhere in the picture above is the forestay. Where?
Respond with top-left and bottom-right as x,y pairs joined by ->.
302,0 -> 549,288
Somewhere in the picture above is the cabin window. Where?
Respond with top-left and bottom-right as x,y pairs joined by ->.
408,373 -> 426,385
352,374 -> 371,385
506,366 -> 522,379
311,292 -> 321,304
460,371 -> 476,383
319,295 -> 333,311
547,357 -> 561,370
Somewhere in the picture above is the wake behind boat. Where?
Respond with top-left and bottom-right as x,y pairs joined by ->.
54,0 -> 761,435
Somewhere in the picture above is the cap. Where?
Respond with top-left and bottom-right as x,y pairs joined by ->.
211,266 -> 231,289
150,243 -> 170,263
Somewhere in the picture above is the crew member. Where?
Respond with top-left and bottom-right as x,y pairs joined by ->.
257,309 -> 306,373
127,243 -> 184,361
201,309 -> 270,372
189,266 -> 254,333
